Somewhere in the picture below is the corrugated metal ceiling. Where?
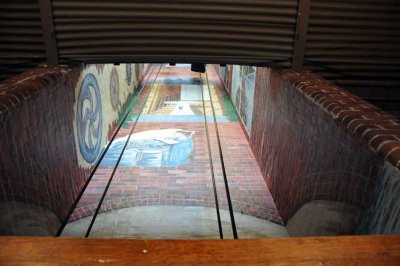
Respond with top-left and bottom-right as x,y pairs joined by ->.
0,0 -> 46,81
0,0 -> 399,115
304,0 -> 400,115
52,0 -> 298,66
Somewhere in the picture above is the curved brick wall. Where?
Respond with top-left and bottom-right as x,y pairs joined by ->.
251,68 -> 400,233
70,194 -> 281,224
0,64 -> 148,224
0,65 -> 86,221
281,70 -> 400,167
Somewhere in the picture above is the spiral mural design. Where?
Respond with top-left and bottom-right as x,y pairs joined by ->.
76,73 -> 103,163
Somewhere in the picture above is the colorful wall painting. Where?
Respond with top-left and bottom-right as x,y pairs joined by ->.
100,129 -> 194,167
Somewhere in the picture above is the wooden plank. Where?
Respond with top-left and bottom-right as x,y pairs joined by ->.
39,0 -> 59,65
0,235 -> 399,265
292,0 -> 311,70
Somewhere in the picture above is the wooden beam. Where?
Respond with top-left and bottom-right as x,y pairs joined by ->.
1,235 -> 399,265
39,0 -> 58,65
292,0 -> 311,70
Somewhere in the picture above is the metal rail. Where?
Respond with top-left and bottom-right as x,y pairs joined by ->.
202,67 -> 238,239
199,73 -> 223,239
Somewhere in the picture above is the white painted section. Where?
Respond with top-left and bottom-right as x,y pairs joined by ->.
181,85 -> 210,101
170,102 -> 196,115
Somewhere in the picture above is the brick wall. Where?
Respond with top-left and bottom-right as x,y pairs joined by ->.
0,65 -> 85,221
253,68 -> 400,233
0,63 -> 149,228
214,65 -> 400,234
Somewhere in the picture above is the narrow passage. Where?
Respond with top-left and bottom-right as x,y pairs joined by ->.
60,64 -> 287,239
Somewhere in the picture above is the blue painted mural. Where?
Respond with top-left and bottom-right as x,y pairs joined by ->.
76,73 -> 103,163
101,129 -> 194,167
156,77 -> 202,85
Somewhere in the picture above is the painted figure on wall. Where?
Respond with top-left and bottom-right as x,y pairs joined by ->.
101,129 -> 194,167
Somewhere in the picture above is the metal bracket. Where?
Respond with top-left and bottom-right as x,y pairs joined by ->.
292,0 -> 311,71
39,0 -> 59,65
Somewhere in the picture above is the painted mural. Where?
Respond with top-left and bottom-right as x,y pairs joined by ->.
74,63 -> 147,168
126,64 -> 132,86
156,77 -> 202,85
135,64 -> 140,85
109,67 -> 119,111
217,65 -> 231,93
230,65 -> 256,133
76,73 -> 103,163
100,129 -> 194,167
141,82 -> 225,117
357,162 -> 400,234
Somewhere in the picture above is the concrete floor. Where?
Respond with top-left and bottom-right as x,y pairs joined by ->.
0,201 -> 60,236
286,200 -> 361,237
63,206 -> 288,239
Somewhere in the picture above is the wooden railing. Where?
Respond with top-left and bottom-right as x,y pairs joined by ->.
0,235 -> 399,265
